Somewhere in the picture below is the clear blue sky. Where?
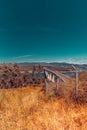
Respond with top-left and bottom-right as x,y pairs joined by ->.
0,0 -> 87,63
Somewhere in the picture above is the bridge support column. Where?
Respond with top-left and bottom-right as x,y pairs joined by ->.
49,73 -> 52,81
56,78 -> 60,96
45,71 -> 49,79
45,79 -> 49,94
48,74 -> 50,80
52,75 -> 55,82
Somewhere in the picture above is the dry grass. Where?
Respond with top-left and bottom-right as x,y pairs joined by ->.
0,84 -> 87,130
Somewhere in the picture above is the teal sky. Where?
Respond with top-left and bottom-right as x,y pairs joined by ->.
0,0 -> 87,63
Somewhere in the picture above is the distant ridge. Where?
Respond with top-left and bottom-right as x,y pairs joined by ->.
16,62 -> 87,71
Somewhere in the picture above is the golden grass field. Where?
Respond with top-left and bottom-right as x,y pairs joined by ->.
0,82 -> 87,130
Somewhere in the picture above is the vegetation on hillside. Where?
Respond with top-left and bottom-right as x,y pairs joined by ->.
0,63 -> 87,129
0,63 -> 44,89
0,86 -> 87,130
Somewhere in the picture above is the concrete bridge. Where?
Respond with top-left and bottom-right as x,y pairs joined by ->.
44,67 -> 71,83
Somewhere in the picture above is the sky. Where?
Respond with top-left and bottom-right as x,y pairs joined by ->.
0,0 -> 87,63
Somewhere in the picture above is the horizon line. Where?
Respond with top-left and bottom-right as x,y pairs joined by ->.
0,61 -> 87,65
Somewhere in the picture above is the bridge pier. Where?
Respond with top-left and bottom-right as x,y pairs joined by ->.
45,71 -> 49,79
49,73 -> 52,81
56,78 -> 59,94
45,79 -> 49,94
52,75 -> 55,82
45,71 -> 56,83
47,74 -> 50,80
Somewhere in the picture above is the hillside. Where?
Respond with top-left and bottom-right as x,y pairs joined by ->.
0,85 -> 87,130
0,63 -> 87,130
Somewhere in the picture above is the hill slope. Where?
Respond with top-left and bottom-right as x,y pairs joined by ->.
0,86 -> 87,130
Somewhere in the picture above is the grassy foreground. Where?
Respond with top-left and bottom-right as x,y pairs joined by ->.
0,86 -> 87,130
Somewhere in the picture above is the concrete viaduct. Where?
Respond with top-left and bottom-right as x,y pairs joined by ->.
44,67 -> 71,83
